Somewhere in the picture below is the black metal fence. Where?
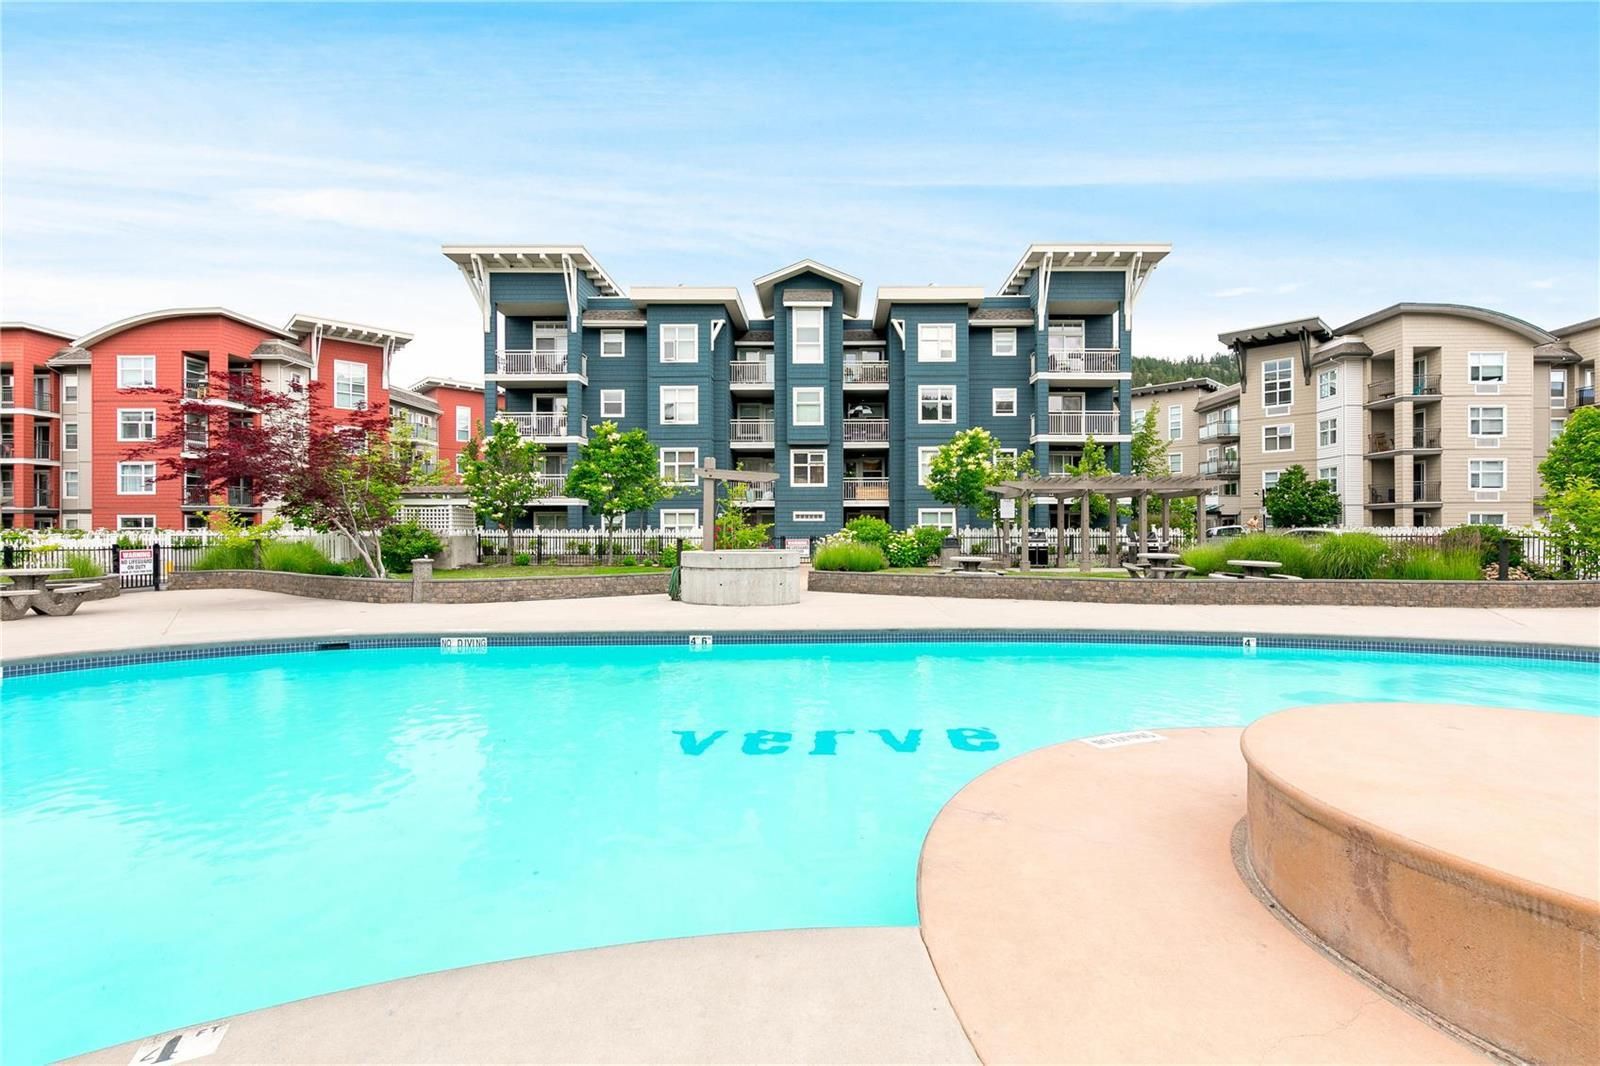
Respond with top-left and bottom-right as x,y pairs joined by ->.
2,543 -> 165,590
477,528 -> 679,565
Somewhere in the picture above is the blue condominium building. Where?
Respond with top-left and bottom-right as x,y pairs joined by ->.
443,243 -> 1169,544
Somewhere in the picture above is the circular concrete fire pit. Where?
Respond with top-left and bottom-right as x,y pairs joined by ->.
679,550 -> 802,606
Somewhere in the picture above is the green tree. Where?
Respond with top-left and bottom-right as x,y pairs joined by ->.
564,421 -> 674,562
1544,477 -> 1600,578
1262,465 -> 1341,529
461,418 -> 551,532
278,407 -> 414,578
1129,408 -> 1169,478
714,479 -> 775,549
927,427 -> 1035,523
1540,406 -> 1600,495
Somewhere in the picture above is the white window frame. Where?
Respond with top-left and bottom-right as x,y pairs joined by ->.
793,510 -> 826,522
1468,459 -> 1505,490
455,406 -> 472,442
991,328 -> 1017,357
117,408 -> 157,442
117,514 -> 157,530
1167,404 -> 1182,441
792,387 -> 825,426
117,355 -> 156,389
1262,357 -> 1293,410
600,389 -> 626,419
1262,424 -> 1294,452
1317,367 -> 1338,399
1262,469 -> 1282,493
64,420 -> 79,451
1467,512 -> 1506,526
117,461 -> 157,495
917,322 -> 956,363
1551,417 -> 1565,439
659,509 -> 699,536
917,507 -> 957,531
1550,368 -> 1568,403
1167,453 -> 1183,474
1317,464 -> 1339,495
333,359 -> 368,410
918,384 -> 956,424
1468,351 -> 1506,384
61,372 -> 78,403
1468,405 -> 1505,438
790,448 -> 828,487
659,385 -> 699,426
62,469 -> 79,499
992,387 -> 1017,417
791,307 -> 824,364
1318,416 -> 1338,447
918,446 -> 939,487
659,323 -> 699,364
659,447 -> 700,486
600,329 -> 626,358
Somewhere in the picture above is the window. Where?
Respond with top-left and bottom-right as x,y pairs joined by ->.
1262,358 -> 1293,409
1317,367 -> 1338,399
660,447 -> 699,485
600,390 -> 626,419
659,509 -> 699,536
792,387 -> 825,426
919,384 -> 956,423
117,461 -> 157,495
659,385 -> 699,425
918,446 -> 939,487
659,324 -> 698,364
1318,465 -> 1339,496
117,515 -> 156,530
1318,416 -> 1338,447
790,449 -> 827,487
1263,424 -> 1294,452
1468,405 -> 1505,437
455,407 -> 472,442
600,330 -> 626,358
454,454 -> 464,476
1467,513 -> 1506,526
1167,404 -> 1182,441
1550,369 -> 1567,402
333,360 -> 367,410
1262,470 -> 1282,493
1551,417 -> 1565,439
917,507 -> 956,531
791,307 -> 824,363
63,470 -> 79,498
793,510 -> 826,523
64,421 -> 79,451
117,408 -> 156,441
917,323 -> 956,363
118,355 -> 156,389
62,372 -> 78,403
1167,453 -> 1183,474
992,388 -> 1017,417
992,329 -> 1017,357
1468,351 -> 1506,383
1468,459 -> 1505,490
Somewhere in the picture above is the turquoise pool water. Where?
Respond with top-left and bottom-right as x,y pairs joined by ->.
3,639 -> 1596,1063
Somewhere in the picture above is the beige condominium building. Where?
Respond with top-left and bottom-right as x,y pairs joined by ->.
1214,303 -> 1588,529
1130,377 -> 1227,478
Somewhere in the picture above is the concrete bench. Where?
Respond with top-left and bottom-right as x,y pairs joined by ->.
27,583 -> 102,617
0,588 -> 39,621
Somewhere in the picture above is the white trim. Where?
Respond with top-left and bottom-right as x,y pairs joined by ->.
116,407 -> 157,442
917,446 -> 939,487
333,359 -> 369,410
1467,404 -> 1506,439
116,514 -> 158,530
1467,458 -> 1506,491
791,306 -> 825,364
710,319 -> 725,348
1262,423 -> 1294,453
455,406 -> 472,442
659,446 -> 700,486
80,308 -> 295,350
1467,350 -> 1507,385
991,328 -> 1017,357
658,384 -> 699,425
600,389 -> 626,419
659,323 -> 699,364
992,387 -> 1018,417
117,461 -> 158,495
1466,512 -> 1506,526
917,507 -> 957,532
1317,416 -> 1338,447
1262,357 -> 1293,411
1167,403 -> 1182,441
792,510 -> 827,522
658,509 -> 700,536
62,469 -> 79,499
917,322 -> 957,363
117,354 -> 157,389
890,319 -> 906,346
599,329 -> 626,358
918,384 -> 957,424
789,448 -> 828,488
791,386 -> 825,426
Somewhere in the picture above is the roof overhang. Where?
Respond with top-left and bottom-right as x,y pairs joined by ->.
1551,316 -> 1600,339
1131,377 -> 1225,398
1333,303 -> 1556,346
285,314 -> 413,350
629,287 -> 749,332
1,322 -> 76,342
73,307 -> 295,350
1533,342 -> 1581,364
753,260 -> 863,318
1217,316 -> 1333,350
441,245 -> 623,298
1311,336 -> 1373,361
410,376 -> 486,393
1194,384 -> 1241,413
998,244 -> 1171,296
388,387 -> 441,415
871,286 -> 985,329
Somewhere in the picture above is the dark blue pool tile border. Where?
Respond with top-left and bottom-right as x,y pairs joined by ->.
3,628 -> 1596,678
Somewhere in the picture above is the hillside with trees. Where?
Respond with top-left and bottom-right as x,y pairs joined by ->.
1132,354 -> 1238,387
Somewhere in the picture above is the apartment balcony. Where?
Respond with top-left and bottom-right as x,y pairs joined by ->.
842,359 -> 889,388
730,418 -> 775,447
843,478 -> 890,505
1366,375 -> 1442,407
1578,385 -> 1596,407
1029,348 -> 1127,385
490,350 -> 587,384
730,359 -> 774,390
1367,481 -> 1441,508
1199,457 -> 1240,478
1030,410 -> 1128,444
496,411 -> 588,442
1198,417 -> 1239,443
0,388 -> 56,415
734,486 -> 775,506
1367,430 -> 1443,456
0,440 -> 58,464
843,418 -> 889,446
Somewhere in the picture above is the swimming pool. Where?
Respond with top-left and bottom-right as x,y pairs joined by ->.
4,635 -> 1595,1063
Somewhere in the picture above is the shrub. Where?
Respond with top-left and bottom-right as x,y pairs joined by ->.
261,541 -> 345,576
843,515 -> 893,548
911,525 -> 948,562
812,541 -> 887,571
190,542 -> 258,570
1442,524 -> 1524,569
1208,533 -> 1317,576
1311,532 -> 1389,579
1381,546 -> 1481,581
1178,544 -> 1231,575
622,555 -> 637,567
662,541 -> 698,568
379,522 -> 443,574
65,555 -> 106,579
514,552 -> 532,566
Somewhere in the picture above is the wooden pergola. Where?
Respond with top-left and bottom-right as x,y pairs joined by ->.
990,474 -> 1223,572
698,458 -> 779,551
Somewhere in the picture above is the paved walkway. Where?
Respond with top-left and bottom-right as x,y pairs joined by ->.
5,587 -> 1596,663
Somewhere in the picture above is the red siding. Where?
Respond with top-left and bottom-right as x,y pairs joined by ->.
427,384 -> 489,476
309,337 -> 391,419
1,327 -> 71,527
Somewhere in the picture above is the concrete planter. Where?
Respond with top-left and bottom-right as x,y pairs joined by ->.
680,550 -> 803,606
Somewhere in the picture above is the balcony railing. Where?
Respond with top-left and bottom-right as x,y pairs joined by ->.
1198,417 -> 1239,441
1368,482 -> 1442,505
1199,457 -> 1240,477
495,350 -> 585,377
227,486 -> 255,508
843,477 -> 890,501
730,359 -> 774,386
1,388 -> 55,412
1579,385 -> 1596,407
843,359 -> 889,385
0,441 -> 55,460
843,418 -> 889,443
1413,430 -> 1441,450
497,412 -> 585,439
1038,348 -> 1122,375
533,472 -> 569,492
1038,410 -> 1120,437
736,486 -> 775,504
1368,374 -> 1442,402
730,418 -> 775,443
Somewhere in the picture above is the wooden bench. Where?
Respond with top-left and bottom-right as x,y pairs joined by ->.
0,588 -> 39,621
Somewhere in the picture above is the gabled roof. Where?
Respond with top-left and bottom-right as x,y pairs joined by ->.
0,322 -> 76,342
440,245 -> 623,297
629,286 -> 749,331
871,286 -> 986,329
285,314 -> 413,349
1334,303 -> 1556,345
1551,316 -> 1600,337
1195,383 -> 1241,413
753,260 -> 863,318
410,376 -> 485,393
1217,316 -> 1332,349
73,307 -> 296,350
388,387 -> 441,415
1131,377 -> 1226,398
998,244 -> 1171,296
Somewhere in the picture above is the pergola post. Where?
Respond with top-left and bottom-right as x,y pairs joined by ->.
701,464 -> 717,551
1196,491 -> 1208,546
1161,497 -> 1171,543
1079,487 -> 1092,573
1108,496 -> 1120,569
1054,493 -> 1067,569
1017,491 -> 1030,572
1137,492 -> 1149,559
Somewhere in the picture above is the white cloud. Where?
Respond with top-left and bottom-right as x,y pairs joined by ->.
1215,286 -> 1259,298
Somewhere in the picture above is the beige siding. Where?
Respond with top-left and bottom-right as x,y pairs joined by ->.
1236,340 -> 1316,527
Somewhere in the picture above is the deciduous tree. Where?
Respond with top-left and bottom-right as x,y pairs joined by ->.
564,422 -> 674,562
1540,406 -> 1600,495
927,427 -> 1034,523
461,418 -> 551,532
1261,464 -> 1341,529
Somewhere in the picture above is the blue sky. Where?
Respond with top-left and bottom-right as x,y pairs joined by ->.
3,2 -> 1596,383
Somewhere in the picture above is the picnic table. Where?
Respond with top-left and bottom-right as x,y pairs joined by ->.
949,554 -> 997,575
1228,558 -> 1282,580
0,567 -> 98,619
1138,553 -> 1194,579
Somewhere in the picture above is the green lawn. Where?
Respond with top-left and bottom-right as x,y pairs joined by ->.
878,567 -> 1128,579
434,564 -> 668,580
